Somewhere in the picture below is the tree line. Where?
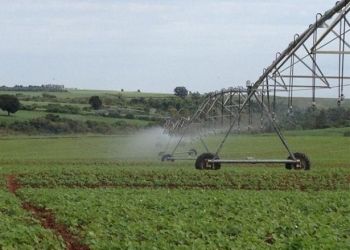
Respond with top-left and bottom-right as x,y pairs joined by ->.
0,84 -> 66,92
1,92 -> 350,134
279,106 -> 350,130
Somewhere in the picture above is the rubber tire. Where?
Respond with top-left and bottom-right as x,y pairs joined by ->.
161,154 -> 174,162
285,152 -> 311,170
195,153 -> 221,170
188,149 -> 198,157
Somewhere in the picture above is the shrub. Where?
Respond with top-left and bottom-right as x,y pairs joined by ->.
46,104 -> 80,114
115,120 -> 128,127
86,120 -> 112,134
100,110 -> 121,118
125,113 -> 135,119
45,114 -> 61,122
21,104 -> 38,111
5,115 -> 134,134
89,96 -> 102,110
42,93 -> 57,99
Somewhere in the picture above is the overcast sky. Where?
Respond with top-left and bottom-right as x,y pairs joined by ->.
0,0 -> 345,95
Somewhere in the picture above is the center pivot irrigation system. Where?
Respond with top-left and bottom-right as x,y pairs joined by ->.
160,87 -> 251,162
160,0 -> 350,170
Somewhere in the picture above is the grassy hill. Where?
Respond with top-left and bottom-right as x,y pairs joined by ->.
0,87 -> 349,135
0,89 -> 174,135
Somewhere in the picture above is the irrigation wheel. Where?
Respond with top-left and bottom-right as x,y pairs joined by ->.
161,154 -> 174,162
188,149 -> 198,157
285,152 -> 311,170
195,153 -> 221,170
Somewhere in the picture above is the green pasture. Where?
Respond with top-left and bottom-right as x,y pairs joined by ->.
0,88 -> 164,131
20,100 -> 90,108
0,110 -> 150,126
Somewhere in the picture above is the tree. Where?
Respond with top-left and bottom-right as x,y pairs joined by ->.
89,96 -> 102,110
315,109 -> 328,129
174,86 -> 188,98
0,95 -> 20,116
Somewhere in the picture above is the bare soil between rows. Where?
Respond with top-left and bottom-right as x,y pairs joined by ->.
6,175 -> 89,250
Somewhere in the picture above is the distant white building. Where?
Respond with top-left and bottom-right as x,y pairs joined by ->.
42,84 -> 65,90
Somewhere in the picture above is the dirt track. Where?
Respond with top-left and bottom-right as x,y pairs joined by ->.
6,175 -> 89,250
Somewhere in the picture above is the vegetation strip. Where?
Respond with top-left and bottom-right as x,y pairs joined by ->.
6,175 -> 89,250
16,171 -> 350,191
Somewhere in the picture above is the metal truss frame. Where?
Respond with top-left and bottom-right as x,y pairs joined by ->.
205,0 -> 350,170
159,87 -> 250,161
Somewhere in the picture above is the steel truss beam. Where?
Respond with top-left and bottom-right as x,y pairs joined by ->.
201,0 -> 350,169
161,1 -> 350,168
160,87 -> 251,161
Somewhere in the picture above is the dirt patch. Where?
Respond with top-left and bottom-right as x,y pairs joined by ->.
6,175 -> 90,250
265,233 -> 275,245
24,183 -> 225,190
6,175 -> 20,194
22,202 -> 89,250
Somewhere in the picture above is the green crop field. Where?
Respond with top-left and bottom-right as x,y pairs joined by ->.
0,190 -> 64,249
0,127 -> 349,249
2,0 -> 350,248
16,189 -> 350,249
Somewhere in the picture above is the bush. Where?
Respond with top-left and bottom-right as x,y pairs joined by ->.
21,104 -> 38,111
89,96 -> 102,110
42,93 -> 57,99
344,131 -> 350,137
8,121 -> 34,133
45,114 -> 61,122
100,110 -> 121,118
86,120 -> 112,134
125,113 -> 135,119
46,104 -> 81,114
4,114 -> 144,135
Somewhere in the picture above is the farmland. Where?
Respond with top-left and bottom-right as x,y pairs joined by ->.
0,190 -> 64,249
0,127 -> 349,249
3,0 -> 350,248
16,189 -> 350,249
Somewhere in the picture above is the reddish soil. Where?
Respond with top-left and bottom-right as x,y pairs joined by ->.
265,233 -> 275,245
6,175 -> 90,250
6,175 -> 20,193
22,202 -> 89,250
25,183 -> 222,189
